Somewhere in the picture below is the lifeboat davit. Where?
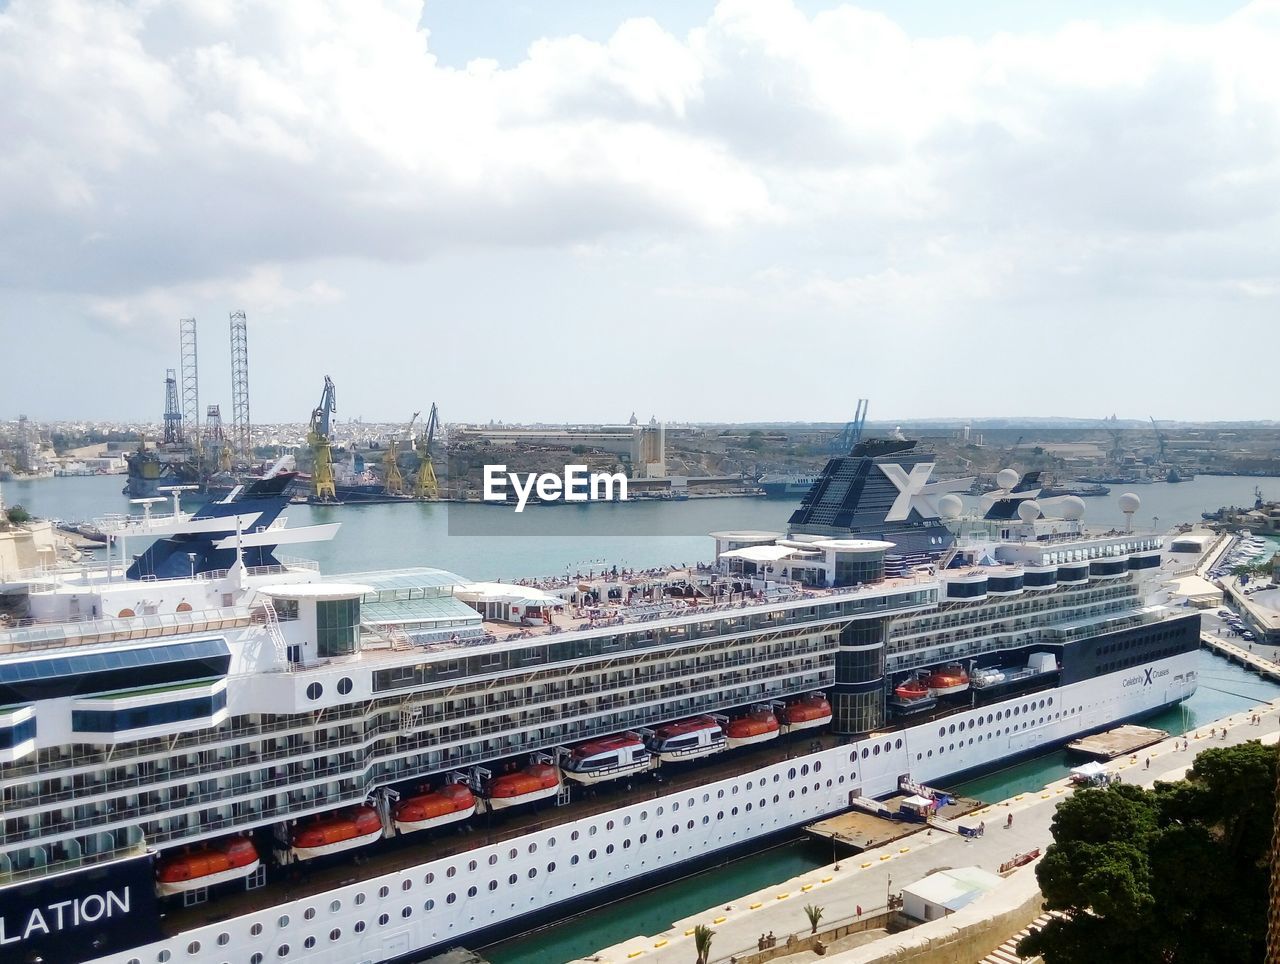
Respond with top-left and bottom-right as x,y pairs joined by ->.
394,783 -> 477,835
486,763 -> 561,810
290,805 -> 383,860
780,694 -> 833,732
926,663 -> 970,696
561,734 -> 652,785
894,678 -> 931,702
645,716 -> 728,763
725,709 -> 781,749
155,837 -> 260,896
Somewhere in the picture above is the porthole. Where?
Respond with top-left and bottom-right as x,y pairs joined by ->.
789,790 -> 796,799
401,879 -> 412,892
467,886 -> 477,897
789,767 -> 797,779
329,900 -> 341,913
446,894 -> 457,905
277,915 -> 290,929
688,820 -> 695,830
354,922 -> 366,934
800,764 -> 809,776
468,859 -> 477,871
488,854 -> 498,866
425,899 -> 435,910
607,843 -> 616,854
379,913 -> 391,924
306,682 -> 322,701
814,760 -> 823,772
251,924 -> 264,937
949,724 -> 955,734
401,906 -> 412,919
187,942 -> 200,956
894,739 -> 902,750
381,884 -> 392,896
549,835 -> 558,845
607,820 -> 615,831
548,861 -> 557,872
572,854 -> 581,864
590,849 -> 598,859
509,847 -> 518,859
251,956 -> 264,964
529,867 -> 538,877
217,934 -> 230,947
329,929 -> 341,942
160,949 -> 171,961
529,841 -> 538,852
507,874 -> 516,885
304,907 -> 317,920
337,676 -> 353,695
276,947 -> 289,960
304,937 -> 316,950
861,748 -> 869,759
938,726 -> 946,737
773,794 -> 780,803
571,830 -> 580,841
423,873 -> 433,886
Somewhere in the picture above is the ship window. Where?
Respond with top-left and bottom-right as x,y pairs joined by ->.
548,861 -> 557,872
278,915 -> 290,928
304,937 -> 316,950
509,847 -> 519,858
423,874 -> 433,886
607,843 -> 616,854
381,884 -> 392,895
894,740 -> 902,750
590,848 -> 598,858
446,894 -> 456,904
187,942 -> 200,955
402,906 -> 412,918
468,860 -> 477,871
530,841 -> 539,852
304,907 -> 316,920
379,913 -> 391,924
789,767 -> 797,779
571,830 -> 580,841
467,886 -> 477,897
276,947 -> 289,959
251,924 -> 263,937
251,956 -> 263,964
401,880 -> 412,892
330,929 -> 341,941
861,748 -> 869,759
425,899 -> 435,910
530,867 -> 538,877
337,677 -> 353,696
488,854 -> 498,865
217,933 -> 230,947
572,854 -> 581,864
329,900 -> 341,913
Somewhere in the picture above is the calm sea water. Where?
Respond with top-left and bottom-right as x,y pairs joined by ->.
5,473 -> 1277,580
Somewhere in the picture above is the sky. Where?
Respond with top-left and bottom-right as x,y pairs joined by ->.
1,0 -> 1277,426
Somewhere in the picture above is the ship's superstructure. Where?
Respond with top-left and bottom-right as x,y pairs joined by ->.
0,444 -> 1199,964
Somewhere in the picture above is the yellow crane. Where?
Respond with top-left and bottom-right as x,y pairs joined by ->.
414,403 -> 440,500
308,376 -> 337,502
383,412 -> 416,497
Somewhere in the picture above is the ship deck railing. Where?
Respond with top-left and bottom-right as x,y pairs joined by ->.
0,607 -> 254,654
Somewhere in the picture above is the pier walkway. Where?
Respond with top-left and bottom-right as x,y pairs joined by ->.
1200,630 -> 1280,681
576,695 -> 1280,964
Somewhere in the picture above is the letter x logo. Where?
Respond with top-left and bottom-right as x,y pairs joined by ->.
1143,668 -> 1154,686
880,463 -> 936,522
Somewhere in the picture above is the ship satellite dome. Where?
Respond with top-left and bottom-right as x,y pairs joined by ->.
937,494 -> 963,519
1017,500 -> 1041,523
996,468 -> 1020,491
1060,496 -> 1086,521
1118,492 -> 1142,513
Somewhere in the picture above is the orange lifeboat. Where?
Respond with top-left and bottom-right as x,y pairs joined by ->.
290,805 -> 383,860
894,678 -> 931,702
926,663 -> 970,696
725,708 -> 780,749
394,783 -> 477,835
155,837 -> 260,896
486,763 -> 561,810
780,694 -> 833,732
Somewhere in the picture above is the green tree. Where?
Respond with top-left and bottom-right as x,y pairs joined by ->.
804,902 -> 825,934
5,505 -> 32,525
692,923 -> 714,964
1021,741 -> 1275,964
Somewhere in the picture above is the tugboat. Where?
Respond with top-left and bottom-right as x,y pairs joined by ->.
725,707 -> 781,749
485,763 -> 562,810
645,716 -> 728,763
155,837 -> 260,896
289,805 -> 384,861
561,734 -> 652,785
926,663 -> 970,696
393,783 -> 477,835
779,693 -> 833,732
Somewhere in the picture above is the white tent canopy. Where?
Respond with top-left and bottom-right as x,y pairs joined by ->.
719,545 -> 817,563
1071,761 -> 1108,778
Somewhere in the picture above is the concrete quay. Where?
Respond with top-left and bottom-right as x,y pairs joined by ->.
575,686 -> 1280,964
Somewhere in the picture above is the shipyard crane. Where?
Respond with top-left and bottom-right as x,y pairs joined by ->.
308,376 -> 337,501
414,403 -> 440,500
1101,415 -> 1126,462
1149,416 -> 1168,461
383,412 -> 415,497
828,398 -> 869,455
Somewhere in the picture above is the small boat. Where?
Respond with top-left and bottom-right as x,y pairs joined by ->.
779,693 -> 833,732
290,805 -> 383,860
893,678 -> 931,702
926,663 -> 970,696
393,783 -> 477,835
645,716 -> 728,763
486,763 -> 561,810
561,734 -> 652,784
725,708 -> 780,749
155,837 -> 260,896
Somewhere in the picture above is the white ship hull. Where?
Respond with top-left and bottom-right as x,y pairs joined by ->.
155,859 -> 261,897
394,805 -> 476,835
94,651 -> 1197,964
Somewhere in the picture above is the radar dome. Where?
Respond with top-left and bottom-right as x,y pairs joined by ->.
996,468 -> 1020,491
937,494 -> 963,519
1118,492 -> 1142,514
1060,495 -> 1086,521
1017,500 -> 1041,523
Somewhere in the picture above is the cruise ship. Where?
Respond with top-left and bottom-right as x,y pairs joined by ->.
0,441 -> 1199,964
